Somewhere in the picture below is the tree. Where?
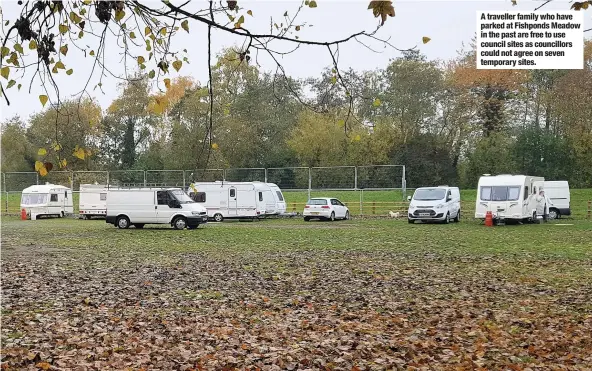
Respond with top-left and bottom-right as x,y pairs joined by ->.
1,116 -> 34,172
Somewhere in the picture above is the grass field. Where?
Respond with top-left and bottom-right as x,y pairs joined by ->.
2,188 -> 592,218
1,217 -> 592,369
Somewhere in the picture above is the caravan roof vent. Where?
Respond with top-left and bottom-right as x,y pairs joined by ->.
482,174 -> 491,176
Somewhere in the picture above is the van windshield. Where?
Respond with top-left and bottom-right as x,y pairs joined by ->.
480,186 -> 521,201
171,189 -> 194,204
21,193 -> 47,205
413,189 -> 446,201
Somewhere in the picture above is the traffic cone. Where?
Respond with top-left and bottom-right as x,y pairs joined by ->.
21,208 -> 27,220
485,211 -> 493,227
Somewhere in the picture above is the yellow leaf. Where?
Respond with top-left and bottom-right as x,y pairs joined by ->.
422,36 -> 431,44
73,147 -> 86,160
115,9 -> 125,22
129,31 -> 136,39
66,69 -> 73,75
39,95 -> 48,107
0,66 -> 9,80
35,161 -> 44,171
368,1 -> 395,26
83,0 -> 91,4
148,70 -> 155,78
59,24 -> 69,35
60,45 -> 68,56
53,143 -> 62,151
78,30 -> 84,38
211,143 -> 219,149
39,166 -> 48,177
55,61 -> 65,70
308,0 -> 317,8
29,40 -> 38,49
6,80 -> 16,89
137,55 -> 145,64
164,78 -> 171,89
1,46 -> 10,57
60,158 -> 67,168
247,10 -> 253,16
337,119 -> 345,127
354,134 -> 361,141
181,19 -> 189,32
172,60 -> 182,72
69,11 -> 82,24
14,44 -> 24,54
373,98 -> 381,107
89,50 -> 95,56
159,27 -> 167,36
145,26 -> 151,36
38,148 -> 47,156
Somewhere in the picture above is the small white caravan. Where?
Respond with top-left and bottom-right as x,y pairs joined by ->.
20,183 -> 74,219
475,174 -> 546,223
407,186 -> 461,224
543,181 -> 571,219
106,187 -> 208,229
79,184 -> 108,219
188,181 -> 268,222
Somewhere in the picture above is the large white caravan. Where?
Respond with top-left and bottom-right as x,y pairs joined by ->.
20,183 -> 73,219
543,181 -> 571,219
188,181 -> 268,222
79,184 -> 108,219
106,187 -> 208,229
475,174 -> 546,223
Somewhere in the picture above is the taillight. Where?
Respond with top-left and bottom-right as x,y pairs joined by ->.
321,205 -> 330,209
304,205 -> 310,208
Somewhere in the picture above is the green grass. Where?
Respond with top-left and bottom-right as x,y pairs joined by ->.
2,217 -> 592,368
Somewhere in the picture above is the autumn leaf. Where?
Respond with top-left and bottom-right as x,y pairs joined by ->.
73,146 -> 86,160
159,27 -> 167,36
39,95 -> 48,107
59,158 -> 68,168
234,15 -> 245,28
35,362 -> 51,370
0,66 -> 9,80
89,50 -> 95,56
38,166 -> 48,177
172,60 -> 182,72
511,0 -> 517,5
211,143 -> 219,149
38,148 -> 47,156
44,162 -> 53,172
354,134 -> 361,141
66,69 -> 73,75
60,45 -> 69,56
164,78 -> 171,89
422,36 -> 431,44
35,161 -> 44,171
137,56 -> 145,65
29,40 -> 38,49
6,80 -> 16,88
247,10 -> 253,16
308,0 -> 318,8
129,31 -> 136,39
148,70 -> 155,79
181,19 -> 189,32
59,24 -> 69,34
1,46 -> 10,57
115,9 -> 125,22
14,44 -> 24,54
373,98 -> 381,107
53,143 -> 62,151
337,119 -> 345,127
55,61 -> 65,70
296,25 -> 301,31
368,1 -> 395,25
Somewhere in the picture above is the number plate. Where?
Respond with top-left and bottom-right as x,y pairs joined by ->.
311,212 -> 319,215
419,213 -> 430,217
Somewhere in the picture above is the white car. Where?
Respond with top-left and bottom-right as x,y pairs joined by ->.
303,197 -> 350,221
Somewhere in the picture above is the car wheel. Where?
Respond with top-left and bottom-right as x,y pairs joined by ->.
304,216 -> 310,222
548,208 -> 558,220
173,216 -> 187,230
330,212 -> 335,222
454,210 -> 461,222
408,218 -> 414,224
344,211 -> 350,220
444,212 -> 450,224
116,216 -> 130,229
135,224 -> 145,229
213,213 -> 224,222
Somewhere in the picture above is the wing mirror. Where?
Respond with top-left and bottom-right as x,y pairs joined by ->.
407,196 -> 411,201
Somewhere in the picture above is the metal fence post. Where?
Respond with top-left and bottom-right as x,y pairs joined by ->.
36,172 -> 39,185
402,165 -> 406,200
70,171 -> 74,191
308,167 -> 311,201
183,172 -> 186,189
143,171 -> 147,186
106,171 -> 110,186
264,168 -> 268,183
359,189 -> 363,216
354,166 -> 358,190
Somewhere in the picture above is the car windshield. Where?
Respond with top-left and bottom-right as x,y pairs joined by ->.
21,193 -> 48,205
307,199 -> 327,205
413,189 -> 446,201
171,189 -> 194,203
480,186 -> 521,201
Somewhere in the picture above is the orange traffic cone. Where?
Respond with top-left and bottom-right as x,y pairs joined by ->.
21,208 -> 27,220
485,211 -> 493,227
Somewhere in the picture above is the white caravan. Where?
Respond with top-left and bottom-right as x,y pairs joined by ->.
188,181 -> 268,222
20,183 -> 73,219
475,174 -> 546,223
407,186 -> 461,224
79,184 -> 108,219
544,180 -> 571,219
266,183 -> 287,215
106,187 -> 208,229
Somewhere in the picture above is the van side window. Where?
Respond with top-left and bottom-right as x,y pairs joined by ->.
447,190 -> 452,200
157,191 -> 169,205
524,186 -> 529,200
50,194 -> 58,202
230,189 -> 236,198
100,193 -> 107,201
65,191 -> 68,198
258,192 -> 263,201
191,192 -> 206,202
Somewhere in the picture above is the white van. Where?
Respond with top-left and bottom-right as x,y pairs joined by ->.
79,184 -> 108,219
475,174 -> 546,223
544,180 -> 571,219
20,183 -> 73,219
106,187 -> 208,229
407,186 -> 461,224
188,181 -> 267,222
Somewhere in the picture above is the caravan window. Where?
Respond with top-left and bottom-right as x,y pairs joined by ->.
100,193 -> 107,201
50,194 -> 58,202
64,191 -> 68,198
508,186 -> 520,200
21,194 -> 48,205
480,186 -> 520,201
524,186 -> 529,200
258,192 -> 263,202
230,189 -> 236,198
276,191 -> 284,201
191,192 -> 206,203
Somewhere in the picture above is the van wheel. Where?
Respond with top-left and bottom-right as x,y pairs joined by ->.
173,216 -> 187,230
116,216 -> 130,229
548,208 -> 558,220
134,224 -> 145,229
444,212 -> 450,224
454,210 -> 461,222
213,213 -> 224,222
85,215 -> 91,220
408,218 -> 414,224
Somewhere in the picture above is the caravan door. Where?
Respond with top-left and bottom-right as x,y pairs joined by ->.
228,187 -> 238,216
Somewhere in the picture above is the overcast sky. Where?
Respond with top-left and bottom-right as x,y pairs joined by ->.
0,0 -> 590,121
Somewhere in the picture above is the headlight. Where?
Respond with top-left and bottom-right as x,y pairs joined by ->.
191,211 -> 201,215
409,203 -> 415,208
